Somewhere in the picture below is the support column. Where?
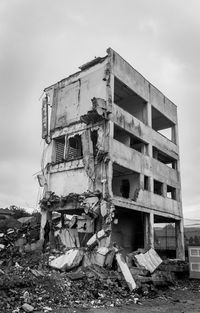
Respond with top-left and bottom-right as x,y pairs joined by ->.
40,210 -> 47,241
162,183 -> 167,198
149,177 -> 154,192
147,102 -> 152,127
171,125 -> 177,144
144,212 -> 154,249
139,173 -> 144,190
149,212 -> 154,248
175,219 -> 185,260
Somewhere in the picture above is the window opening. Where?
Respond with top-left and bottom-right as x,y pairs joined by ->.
154,180 -> 163,196
66,135 -> 83,161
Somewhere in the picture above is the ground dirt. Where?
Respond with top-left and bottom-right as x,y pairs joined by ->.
39,279 -> 200,313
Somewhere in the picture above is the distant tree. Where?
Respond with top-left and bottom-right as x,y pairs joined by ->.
31,210 -> 41,224
9,205 -> 31,219
189,237 -> 194,245
194,235 -> 200,245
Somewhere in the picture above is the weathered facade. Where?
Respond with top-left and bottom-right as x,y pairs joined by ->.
39,48 -> 185,259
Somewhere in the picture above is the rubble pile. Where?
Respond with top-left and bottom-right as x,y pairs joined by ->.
0,251 -> 139,312
0,240 -> 189,313
0,220 -> 40,259
0,195 -> 189,312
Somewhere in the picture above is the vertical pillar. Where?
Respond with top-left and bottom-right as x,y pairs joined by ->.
144,212 -> 154,249
147,102 -> 152,127
171,125 -> 177,144
106,160 -> 113,197
175,219 -> 185,260
162,183 -> 167,198
40,210 -> 47,241
149,212 -> 154,248
139,173 -> 144,189
149,177 -> 154,192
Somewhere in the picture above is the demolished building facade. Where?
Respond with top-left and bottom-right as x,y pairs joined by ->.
39,48 -> 185,260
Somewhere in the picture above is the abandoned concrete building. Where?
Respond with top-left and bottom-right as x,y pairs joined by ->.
39,48 -> 185,260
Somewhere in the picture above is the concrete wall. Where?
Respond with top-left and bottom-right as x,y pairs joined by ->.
112,172 -> 140,199
49,165 -> 89,196
50,65 -> 107,130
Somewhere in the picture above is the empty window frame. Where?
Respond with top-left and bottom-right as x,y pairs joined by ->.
114,124 -> 148,155
91,130 -> 98,157
151,106 -> 175,142
66,135 -> 83,161
167,185 -> 176,200
54,136 -> 65,163
144,176 -> 149,191
153,147 -> 177,169
114,77 -> 148,125
154,179 -> 163,196
112,163 -> 140,200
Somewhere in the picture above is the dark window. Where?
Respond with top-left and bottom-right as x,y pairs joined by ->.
167,185 -> 176,200
120,179 -> 130,198
91,130 -> 98,157
154,180 -> 163,196
54,137 -> 65,163
144,176 -> 149,191
66,135 -> 82,161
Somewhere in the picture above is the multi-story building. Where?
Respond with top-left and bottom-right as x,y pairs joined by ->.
39,48 -> 184,259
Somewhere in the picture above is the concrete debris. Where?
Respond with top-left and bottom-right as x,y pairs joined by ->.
86,229 -> 111,247
43,307 -> 52,312
115,249 -> 137,291
133,248 -> 162,273
21,303 -> 34,312
158,259 -> 189,273
49,249 -> 84,271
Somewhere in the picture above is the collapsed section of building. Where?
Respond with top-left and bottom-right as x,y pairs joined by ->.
38,48 -> 185,260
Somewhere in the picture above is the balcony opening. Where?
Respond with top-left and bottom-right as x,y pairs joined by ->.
144,175 -> 149,191
153,147 -> 177,169
66,135 -> 83,161
114,77 -> 148,124
154,179 -> 163,196
167,185 -> 176,200
114,124 -> 148,154
152,106 -> 175,142
112,163 -> 140,201
54,136 -> 65,163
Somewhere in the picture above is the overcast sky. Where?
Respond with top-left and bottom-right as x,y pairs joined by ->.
0,0 -> 199,219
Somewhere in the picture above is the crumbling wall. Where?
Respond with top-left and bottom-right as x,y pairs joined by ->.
50,66 -> 107,131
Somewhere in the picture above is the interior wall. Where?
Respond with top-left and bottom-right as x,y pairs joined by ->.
117,96 -> 147,125
111,207 -> 144,256
112,172 -> 140,199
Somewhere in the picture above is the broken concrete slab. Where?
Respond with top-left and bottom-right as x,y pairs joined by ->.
115,250 -> 136,291
151,270 -> 175,286
66,269 -> 86,280
133,248 -> 162,273
57,228 -> 80,248
86,229 -> 110,247
49,249 -> 84,271
129,267 -> 149,277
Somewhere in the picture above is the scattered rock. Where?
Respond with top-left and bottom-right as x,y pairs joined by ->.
22,303 -> 34,312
